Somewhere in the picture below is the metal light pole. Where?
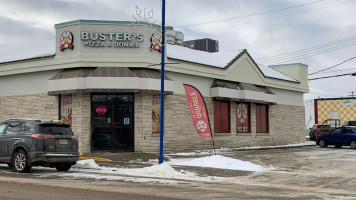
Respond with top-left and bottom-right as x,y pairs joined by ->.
158,0 -> 166,164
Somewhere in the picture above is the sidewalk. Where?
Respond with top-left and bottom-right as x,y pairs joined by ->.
80,141 -> 316,172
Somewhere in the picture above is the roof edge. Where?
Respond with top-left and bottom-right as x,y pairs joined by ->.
315,97 -> 356,101
241,51 -> 299,83
0,54 -> 55,65
55,19 -> 161,28
269,63 -> 308,68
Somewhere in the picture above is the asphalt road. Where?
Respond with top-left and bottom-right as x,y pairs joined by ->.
0,181 -> 181,200
1,144 -> 356,200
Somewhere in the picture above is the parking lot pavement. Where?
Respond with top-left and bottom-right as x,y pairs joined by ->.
44,143 -> 356,199
80,141 -> 317,177
3,142 -> 356,199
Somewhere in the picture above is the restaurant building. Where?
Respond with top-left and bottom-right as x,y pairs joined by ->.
0,20 -> 309,153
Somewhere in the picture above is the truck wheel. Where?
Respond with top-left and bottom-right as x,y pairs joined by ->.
309,133 -> 315,141
13,150 -> 32,173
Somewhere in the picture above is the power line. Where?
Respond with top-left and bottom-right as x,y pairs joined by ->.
308,57 -> 356,75
310,67 -> 356,75
254,37 -> 356,65
179,0 -> 356,33
222,35 -> 356,54
308,72 -> 356,80
256,35 -> 356,61
307,91 -> 340,97
176,0 -> 326,28
260,42 -> 356,65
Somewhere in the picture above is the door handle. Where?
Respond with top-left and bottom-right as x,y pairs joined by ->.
14,138 -> 19,140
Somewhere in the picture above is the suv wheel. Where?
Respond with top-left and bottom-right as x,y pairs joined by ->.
13,150 -> 32,173
350,140 -> 356,149
55,163 -> 72,171
319,139 -> 328,148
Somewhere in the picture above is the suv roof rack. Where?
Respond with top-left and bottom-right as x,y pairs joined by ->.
40,119 -> 65,123
8,118 -> 41,122
8,119 -> 65,123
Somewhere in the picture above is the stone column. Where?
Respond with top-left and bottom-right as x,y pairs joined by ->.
71,93 -> 91,154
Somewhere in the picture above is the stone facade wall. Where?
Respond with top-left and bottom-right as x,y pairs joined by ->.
0,93 -> 92,154
71,93 -> 91,154
0,93 -> 59,122
136,93 -> 306,152
0,92 -> 306,154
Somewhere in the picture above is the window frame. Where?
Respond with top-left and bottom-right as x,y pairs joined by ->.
236,102 -> 251,133
6,122 -> 24,135
255,104 -> 269,133
214,100 -> 230,133
0,122 -> 7,135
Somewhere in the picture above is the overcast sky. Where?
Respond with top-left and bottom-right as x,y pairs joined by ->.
0,0 -> 355,100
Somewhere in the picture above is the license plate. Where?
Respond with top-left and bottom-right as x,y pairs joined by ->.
58,139 -> 68,145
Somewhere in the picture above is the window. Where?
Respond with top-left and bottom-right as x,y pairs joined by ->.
330,128 -> 342,134
214,100 -> 230,133
0,123 -> 7,134
236,103 -> 250,133
317,125 -> 331,129
256,104 -> 268,133
152,95 -> 160,133
343,127 -> 353,134
60,94 -> 73,128
20,123 -> 33,132
6,122 -> 23,134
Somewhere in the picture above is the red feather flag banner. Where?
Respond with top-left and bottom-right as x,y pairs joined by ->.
183,84 -> 212,138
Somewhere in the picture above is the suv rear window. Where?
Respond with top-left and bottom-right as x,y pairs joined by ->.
39,124 -> 73,136
317,125 -> 331,129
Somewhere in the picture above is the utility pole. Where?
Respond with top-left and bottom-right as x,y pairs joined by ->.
349,91 -> 356,97
158,0 -> 166,164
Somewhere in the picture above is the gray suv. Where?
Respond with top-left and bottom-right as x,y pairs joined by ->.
0,119 -> 79,173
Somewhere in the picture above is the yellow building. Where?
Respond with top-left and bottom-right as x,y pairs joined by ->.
315,98 -> 356,125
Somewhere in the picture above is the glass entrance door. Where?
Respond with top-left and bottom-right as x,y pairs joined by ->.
91,94 -> 134,152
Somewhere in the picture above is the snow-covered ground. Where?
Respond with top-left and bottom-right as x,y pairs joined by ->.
64,154 -> 267,183
1,143 -> 313,184
171,155 -> 263,171
61,143 -> 313,183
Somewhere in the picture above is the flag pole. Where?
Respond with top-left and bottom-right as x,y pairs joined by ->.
206,107 -> 216,156
158,0 -> 166,164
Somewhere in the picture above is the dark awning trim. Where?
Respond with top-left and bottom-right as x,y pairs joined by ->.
50,67 -> 172,80
210,79 -> 277,104
48,67 -> 174,95
211,79 -> 275,95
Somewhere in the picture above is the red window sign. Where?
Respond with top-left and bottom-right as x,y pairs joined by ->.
96,106 -> 108,114
237,103 -> 250,133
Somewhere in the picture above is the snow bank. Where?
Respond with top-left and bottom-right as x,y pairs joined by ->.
168,142 -> 313,156
119,162 -> 196,178
73,159 -> 101,169
173,155 -> 263,172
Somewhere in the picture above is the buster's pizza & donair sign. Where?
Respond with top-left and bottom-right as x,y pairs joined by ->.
81,31 -> 144,48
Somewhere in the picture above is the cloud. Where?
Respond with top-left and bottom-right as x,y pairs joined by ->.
0,0 -> 355,98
